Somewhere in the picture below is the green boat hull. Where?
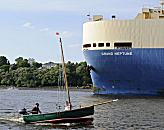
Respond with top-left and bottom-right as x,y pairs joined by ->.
23,106 -> 94,123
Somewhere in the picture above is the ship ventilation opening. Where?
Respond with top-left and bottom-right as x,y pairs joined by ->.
114,42 -> 132,49
112,15 -> 116,20
83,44 -> 91,48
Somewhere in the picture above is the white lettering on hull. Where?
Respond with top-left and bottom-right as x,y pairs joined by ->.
101,52 -> 132,56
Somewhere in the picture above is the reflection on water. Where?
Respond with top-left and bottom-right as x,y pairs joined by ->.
0,89 -> 164,130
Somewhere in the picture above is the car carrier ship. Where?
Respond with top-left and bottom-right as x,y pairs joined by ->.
83,1 -> 164,96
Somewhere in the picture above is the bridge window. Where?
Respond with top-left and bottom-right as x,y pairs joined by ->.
98,43 -> 104,47
114,42 -> 132,49
93,43 -> 96,47
106,43 -> 110,47
83,44 -> 91,48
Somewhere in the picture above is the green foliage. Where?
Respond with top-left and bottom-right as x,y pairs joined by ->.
0,56 -> 10,66
76,62 -> 92,86
0,56 -> 92,88
15,57 -> 30,68
32,62 -> 42,68
0,65 -> 10,72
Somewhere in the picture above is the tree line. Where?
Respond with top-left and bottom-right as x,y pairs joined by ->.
0,56 -> 92,88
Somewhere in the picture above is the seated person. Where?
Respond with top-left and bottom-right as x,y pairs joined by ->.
65,101 -> 72,111
31,103 -> 42,114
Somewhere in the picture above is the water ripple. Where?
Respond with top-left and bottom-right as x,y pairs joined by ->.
0,89 -> 164,130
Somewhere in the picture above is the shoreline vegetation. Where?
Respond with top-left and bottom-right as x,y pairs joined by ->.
0,56 -> 92,89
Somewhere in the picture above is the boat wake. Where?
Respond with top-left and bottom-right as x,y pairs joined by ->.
33,122 -> 94,129
0,116 -> 93,130
0,116 -> 24,123
0,108 -> 23,123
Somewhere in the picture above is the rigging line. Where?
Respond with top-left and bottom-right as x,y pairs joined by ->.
57,63 -> 60,106
59,37 -> 71,105
57,58 -> 62,109
59,64 -> 62,104
60,64 -> 63,103
62,65 -> 67,102
57,63 -> 63,110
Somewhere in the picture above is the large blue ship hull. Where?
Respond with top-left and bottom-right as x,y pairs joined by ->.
84,49 -> 164,96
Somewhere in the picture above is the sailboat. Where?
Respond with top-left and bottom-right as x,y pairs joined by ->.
21,34 -> 94,124
20,34 -> 118,124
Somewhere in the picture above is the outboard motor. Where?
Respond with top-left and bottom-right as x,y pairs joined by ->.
18,108 -> 28,115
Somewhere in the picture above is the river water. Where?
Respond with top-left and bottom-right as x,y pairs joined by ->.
0,88 -> 164,130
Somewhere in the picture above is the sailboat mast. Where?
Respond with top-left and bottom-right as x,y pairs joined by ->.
59,37 -> 71,105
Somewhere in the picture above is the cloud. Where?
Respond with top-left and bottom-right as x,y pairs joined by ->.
0,0 -> 153,13
22,23 -> 49,33
52,31 -> 73,38
62,31 -> 73,38
39,28 -> 49,32
22,22 -> 34,29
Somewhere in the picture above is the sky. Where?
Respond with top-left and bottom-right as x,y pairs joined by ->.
0,0 -> 160,63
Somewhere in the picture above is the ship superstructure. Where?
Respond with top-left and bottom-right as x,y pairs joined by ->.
83,1 -> 164,95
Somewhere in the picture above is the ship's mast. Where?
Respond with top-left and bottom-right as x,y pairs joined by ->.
56,34 -> 71,105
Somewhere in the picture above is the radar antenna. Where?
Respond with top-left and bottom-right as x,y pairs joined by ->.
87,12 -> 91,21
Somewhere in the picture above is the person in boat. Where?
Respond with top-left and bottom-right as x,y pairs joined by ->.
19,108 -> 28,115
65,101 -> 72,111
31,103 -> 42,114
